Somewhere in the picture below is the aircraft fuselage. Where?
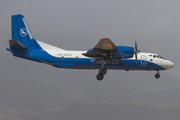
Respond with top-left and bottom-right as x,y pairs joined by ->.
7,14 -> 174,81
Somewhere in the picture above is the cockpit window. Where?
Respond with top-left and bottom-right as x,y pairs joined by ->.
158,55 -> 167,60
153,55 -> 167,60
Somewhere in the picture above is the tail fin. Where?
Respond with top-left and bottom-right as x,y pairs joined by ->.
11,14 -> 41,49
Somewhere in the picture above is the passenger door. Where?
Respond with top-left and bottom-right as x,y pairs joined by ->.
141,55 -> 147,67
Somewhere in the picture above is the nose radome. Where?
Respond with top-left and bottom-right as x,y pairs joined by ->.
165,60 -> 174,69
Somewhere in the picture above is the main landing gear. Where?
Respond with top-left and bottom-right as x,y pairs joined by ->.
96,67 -> 107,81
155,71 -> 160,79
96,59 -> 107,81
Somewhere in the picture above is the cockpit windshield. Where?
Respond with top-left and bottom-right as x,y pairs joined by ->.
153,54 -> 166,60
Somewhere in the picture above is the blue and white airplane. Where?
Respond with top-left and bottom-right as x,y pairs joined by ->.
6,14 -> 174,81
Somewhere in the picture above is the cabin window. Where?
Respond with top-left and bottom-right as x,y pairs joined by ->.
61,56 -> 64,59
153,55 -> 156,58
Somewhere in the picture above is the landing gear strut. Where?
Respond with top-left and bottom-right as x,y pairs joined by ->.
96,59 -> 107,81
155,71 -> 160,79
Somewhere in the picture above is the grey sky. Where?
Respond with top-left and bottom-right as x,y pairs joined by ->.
0,0 -> 179,80
1,2 -> 180,119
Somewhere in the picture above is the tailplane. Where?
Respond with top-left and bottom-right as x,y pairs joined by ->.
9,40 -> 27,49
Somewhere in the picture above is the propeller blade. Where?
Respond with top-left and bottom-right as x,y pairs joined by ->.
134,40 -> 140,64
135,52 -> 137,64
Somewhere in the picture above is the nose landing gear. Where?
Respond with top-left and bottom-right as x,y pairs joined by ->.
155,71 -> 160,79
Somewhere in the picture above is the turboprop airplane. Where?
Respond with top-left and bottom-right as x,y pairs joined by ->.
6,14 -> 174,81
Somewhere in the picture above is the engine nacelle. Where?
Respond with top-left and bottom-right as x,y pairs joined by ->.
113,46 -> 134,59
82,46 -> 134,60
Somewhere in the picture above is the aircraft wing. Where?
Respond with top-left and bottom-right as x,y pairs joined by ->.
93,38 -> 117,50
82,38 -> 117,59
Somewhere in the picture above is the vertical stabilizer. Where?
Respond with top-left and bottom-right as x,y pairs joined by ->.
11,14 -> 41,49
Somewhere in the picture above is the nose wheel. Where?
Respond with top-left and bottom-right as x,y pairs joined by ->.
155,71 -> 160,79
96,59 -> 107,81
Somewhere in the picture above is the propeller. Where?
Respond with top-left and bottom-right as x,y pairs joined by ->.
134,40 -> 141,64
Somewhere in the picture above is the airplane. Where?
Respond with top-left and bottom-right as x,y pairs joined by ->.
6,14 -> 174,81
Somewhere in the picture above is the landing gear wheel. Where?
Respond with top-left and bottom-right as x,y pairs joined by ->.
155,73 -> 160,79
96,59 -> 106,81
96,73 -> 104,81
99,67 -> 107,75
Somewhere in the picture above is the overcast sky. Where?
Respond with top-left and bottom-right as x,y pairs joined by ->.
0,0 -> 179,80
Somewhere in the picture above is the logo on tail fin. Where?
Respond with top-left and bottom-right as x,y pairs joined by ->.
20,28 -> 27,37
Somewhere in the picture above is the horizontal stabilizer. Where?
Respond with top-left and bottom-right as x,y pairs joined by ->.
9,40 -> 27,49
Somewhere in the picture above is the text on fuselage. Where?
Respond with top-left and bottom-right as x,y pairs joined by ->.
96,60 -> 119,65
57,53 -> 72,56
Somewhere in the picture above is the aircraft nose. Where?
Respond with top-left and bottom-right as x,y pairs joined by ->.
165,60 -> 174,69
